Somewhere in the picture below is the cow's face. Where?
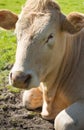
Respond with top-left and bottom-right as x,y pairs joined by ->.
0,3 -> 83,90
10,11 -> 61,89
7,2 -> 84,90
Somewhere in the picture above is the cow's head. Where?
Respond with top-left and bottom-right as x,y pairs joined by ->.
0,0 -> 84,89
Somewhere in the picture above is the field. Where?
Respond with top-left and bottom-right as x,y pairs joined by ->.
0,0 -> 84,130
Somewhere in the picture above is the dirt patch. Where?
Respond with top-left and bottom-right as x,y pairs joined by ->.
0,71 -> 54,130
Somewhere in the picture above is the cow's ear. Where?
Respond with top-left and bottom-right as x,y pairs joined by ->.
0,10 -> 18,30
61,12 -> 84,34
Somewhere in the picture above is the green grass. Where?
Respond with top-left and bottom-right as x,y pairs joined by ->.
0,30 -> 16,70
0,0 -> 84,91
57,0 -> 84,14
0,0 -> 25,13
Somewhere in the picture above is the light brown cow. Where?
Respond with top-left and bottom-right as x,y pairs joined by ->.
0,0 -> 84,129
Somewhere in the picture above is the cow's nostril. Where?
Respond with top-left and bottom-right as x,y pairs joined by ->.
24,74 -> 31,85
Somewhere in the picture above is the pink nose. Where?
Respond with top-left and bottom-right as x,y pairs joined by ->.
10,71 -> 31,88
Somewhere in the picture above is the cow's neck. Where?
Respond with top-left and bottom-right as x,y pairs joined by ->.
41,31 -> 83,119
42,32 -> 81,91
57,32 -> 82,89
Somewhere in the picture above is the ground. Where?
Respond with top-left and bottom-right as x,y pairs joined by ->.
0,69 -> 54,130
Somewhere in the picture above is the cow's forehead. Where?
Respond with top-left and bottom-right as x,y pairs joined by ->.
29,13 -> 55,36
16,12 -> 56,39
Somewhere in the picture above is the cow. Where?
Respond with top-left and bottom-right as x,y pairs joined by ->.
0,0 -> 84,129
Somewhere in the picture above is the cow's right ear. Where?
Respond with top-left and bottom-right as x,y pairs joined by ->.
0,10 -> 18,30
61,12 -> 84,34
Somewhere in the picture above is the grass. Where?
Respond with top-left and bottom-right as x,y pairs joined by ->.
0,30 -> 16,70
0,0 -> 84,91
0,0 -> 25,13
57,0 -> 84,14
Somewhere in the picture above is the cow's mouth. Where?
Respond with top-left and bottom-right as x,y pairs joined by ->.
9,70 -> 40,90
9,71 -> 32,89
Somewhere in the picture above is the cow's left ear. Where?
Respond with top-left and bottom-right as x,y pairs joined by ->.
61,12 -> 84,34
0,10 -> 18,30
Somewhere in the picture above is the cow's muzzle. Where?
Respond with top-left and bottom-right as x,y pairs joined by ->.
9,71 -> 32,89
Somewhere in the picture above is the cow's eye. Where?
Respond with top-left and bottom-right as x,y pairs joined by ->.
45,33 -> 53,43
44,33 -> 54,49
